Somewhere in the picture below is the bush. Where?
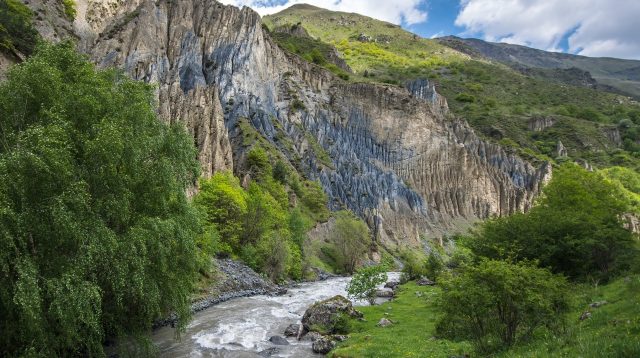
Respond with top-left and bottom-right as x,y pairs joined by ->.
425,251 -> 444,281
330,211 -> 371,274
455,92 -> 476,103
437,260 -> 569,354
0,43 -> 201,356
347,265 -> 387,305
400,250 -> 427,281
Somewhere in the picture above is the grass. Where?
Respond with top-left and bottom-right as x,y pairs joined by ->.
331,282 -> 471,357
330,276 -> 640,357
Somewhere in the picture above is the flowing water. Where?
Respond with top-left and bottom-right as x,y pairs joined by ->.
152,273 -> 400,357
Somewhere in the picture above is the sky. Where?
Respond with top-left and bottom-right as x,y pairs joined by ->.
219,0 -> 640,60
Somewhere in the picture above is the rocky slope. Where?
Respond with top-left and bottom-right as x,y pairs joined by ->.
16,0 -> 551,248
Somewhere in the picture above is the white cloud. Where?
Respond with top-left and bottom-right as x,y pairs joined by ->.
218,0 -> 428,25
455,0 -> 640,59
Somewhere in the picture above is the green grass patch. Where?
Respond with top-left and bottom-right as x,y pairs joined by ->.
331,282 -> 471,357
331,275 -> 640,357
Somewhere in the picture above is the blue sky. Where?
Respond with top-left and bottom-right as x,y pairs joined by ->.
220,0 -> 640,60
405,0 -> 465,40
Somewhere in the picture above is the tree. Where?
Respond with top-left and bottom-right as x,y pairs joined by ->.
0,42 -> 201,356
194,171 -> 247,255
425,251 -> 444,281
330,211 -> 371,274
0,0 -> 39,57
465,163 -> 636,280
436,260 -> 569,354
347,265 -> 387,305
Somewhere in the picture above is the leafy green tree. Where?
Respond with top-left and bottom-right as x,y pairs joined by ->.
194,171 -> 247,255
347,265 -> 387,305
425,251 -> 444,281
272,159 -> 288,184
466,163 -> 636,280
242,183 -> 284,245
436,260 -> 569,354
330,211 -> 371,274
0,42 -> 201,356
289,207 -> 309,248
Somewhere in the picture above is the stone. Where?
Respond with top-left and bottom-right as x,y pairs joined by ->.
377,318 -> 393,327
416,277 -> 436,286
376,289 -> 395,298
312,337 -> 336,354
283,323 -> 302,337
589,301 -> 608,308
301,331 -> 323,342
268,336 -> 289,345
258,347 -> 280,356
332,334 -> 348,342
580,311 -> 592,321
384,281 -> 399,289
302,295 -> 362,334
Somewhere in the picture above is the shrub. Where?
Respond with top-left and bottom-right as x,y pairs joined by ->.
347,265 -> 387,305
330,211 -> 371,274
437,260 -> 569,354
455,92 -> 476,103
425,251 -> 444,281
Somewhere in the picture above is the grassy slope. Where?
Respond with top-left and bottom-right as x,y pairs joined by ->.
263,5 -> 640,170
332,276 -> 640,357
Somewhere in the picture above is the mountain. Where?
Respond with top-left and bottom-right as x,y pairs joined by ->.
438,36 -> 640,98
2,0 -> 639,248
264,5 -> 640,171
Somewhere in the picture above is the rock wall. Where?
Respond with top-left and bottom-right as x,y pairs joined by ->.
21,0 -> 551,248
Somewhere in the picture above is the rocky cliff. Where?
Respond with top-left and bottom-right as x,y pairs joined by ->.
19,0 -> 551,248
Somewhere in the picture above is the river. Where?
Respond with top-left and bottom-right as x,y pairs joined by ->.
152,273 -> 400,357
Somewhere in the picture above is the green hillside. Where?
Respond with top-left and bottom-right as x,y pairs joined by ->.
264,5 -> 640,170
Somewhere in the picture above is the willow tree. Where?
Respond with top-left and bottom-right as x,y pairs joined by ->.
0,42 -> 201,356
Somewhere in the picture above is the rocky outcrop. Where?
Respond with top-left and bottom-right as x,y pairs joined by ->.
528,116 -> 556,131
28,0 -> 551,247
301,295 -> 362,334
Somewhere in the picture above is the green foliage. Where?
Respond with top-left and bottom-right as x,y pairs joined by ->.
466,163 -> 637,280
297,179 -> 330,222
400,249 -> 427,281
437,260 -> 570,354
330,210 -> 371,274
455,92 -> 476,103
0,0 -> 39,57
425,251 -> 444,281
347,265 -> 387,305
272,159 -> 288,184
0,42 -> 201,356
195,171 -> 247,256
62,0 -> 76,20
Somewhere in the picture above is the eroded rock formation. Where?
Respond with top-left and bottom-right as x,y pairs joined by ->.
17,0 -> 551,248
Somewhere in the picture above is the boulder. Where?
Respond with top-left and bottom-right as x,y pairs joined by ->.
416,277 -> 436,286
302,295 -> 362,334
589,301 -> 608,308
579,311 -> 592,321
376,289 -> 394,298
333,334 -> 348,342
283,323 -> 303,337
377,318 -> 393,327
268,336 -> 289,345
301,331 -> 323,342
312,337 -> 336,354
384,281 -> 399,289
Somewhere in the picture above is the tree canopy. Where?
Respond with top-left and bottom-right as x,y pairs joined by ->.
0,42 -> 202,356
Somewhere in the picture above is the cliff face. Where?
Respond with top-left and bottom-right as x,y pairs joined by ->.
27,0 -> 550,247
